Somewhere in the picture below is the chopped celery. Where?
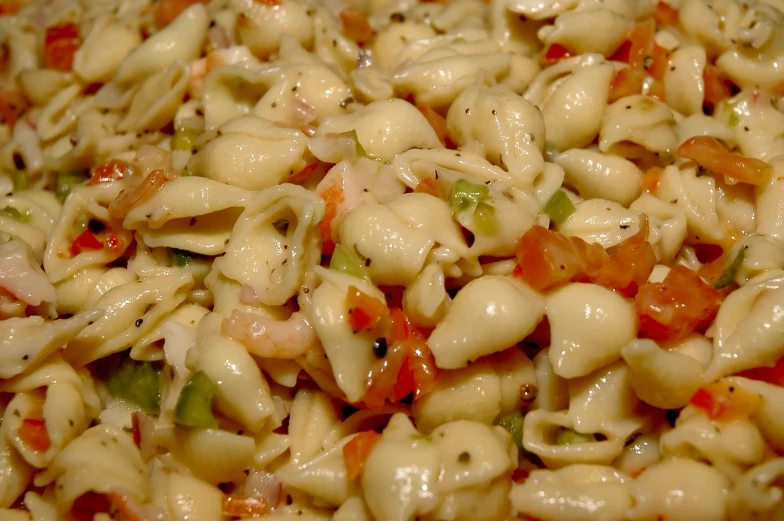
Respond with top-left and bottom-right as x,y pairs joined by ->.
329,244 -> 368,279
56,172 -> 89,203
172,126 -> 199,151
449,179 -> 489,213
712,246 -> 746,289
474,201 -> 498,235
12,170 -> 28,192
170,248 -> 195,267
174,371 -> 218,429
498,412 -> 524,449
0,206 -> 30,223
555,428 -> 596,445
728,111 -> 740,127
543,190 -> 575,224
104,358 -> 162,414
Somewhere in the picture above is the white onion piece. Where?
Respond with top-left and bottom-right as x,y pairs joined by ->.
243,470 -> 282,509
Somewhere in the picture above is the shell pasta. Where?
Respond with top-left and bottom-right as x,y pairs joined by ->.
3,0 -> 784,520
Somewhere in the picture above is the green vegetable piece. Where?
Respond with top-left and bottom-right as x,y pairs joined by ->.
172,126 -> 199,151
555,428 -> 596,445
728,111 -> 740,127
56,172 -> 89,203
712,246 -> 747,289
543,141 -> 560,156
0,206 -> 30,223
329,244 -> 369,280
543,190 -> 576,224
105,358 -> 162,414
474,201 -> 498,235
12,170 -> 28,192
170,249 -> 195,267
175,371 -> 219,429
498,412 -> 524,449
449,179 -> 489,213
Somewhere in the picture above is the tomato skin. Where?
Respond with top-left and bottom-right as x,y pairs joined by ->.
222,496 -> 269,517
541,43 -> 573,65
413,178 -> 440,197
44,23 -> 81,72
0,88 -> 28,127
690,380 -> 760,421
70,230 -> 104,256
343,431 -> 382,480
19,418 -> 51,452
609,40 -> 632,62
89,159 -> 129,185
648,43 -> 670,82
654,1 -> 679,26
641,167 -> 663,194
676,136 -> 771,186
635,265 -> 722,342
154,0 -> 209,28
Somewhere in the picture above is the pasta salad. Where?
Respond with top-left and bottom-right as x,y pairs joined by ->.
1,0 -> 784,520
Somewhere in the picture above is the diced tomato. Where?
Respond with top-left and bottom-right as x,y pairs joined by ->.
70,230 -> 103,256
541,43 -> 573,65
413,178 -> 440,197
693,243 -> 724,264
362,308 -> 437,408
19,418 -> 51,452
702,65 -> 734,113
71,493 -> 112,521
0,0 -> 21,16
676,136 -> 771,186
608,68 -> 646,103
641,167 -> 663,194
593,220 -> 657,298
626,20 -> 656,70
738,356 -> 784,386
89,159 -> 129,185
513,225 -> 609,292
318,182 -> 344,255
105,491 -> 152,521
44,23 -> 81,72
635,265 -> 722,342
0,87 -> 28,127
103,233 -> 124,254
288,161 -> 326,185
690,380 -> 761,421
343,431 -> 382,480
609,40 -> 632,63
340,8 -> 374,46
648,43 -> 670,82
511,468 -> 530,484
346,286 -> 390,335
416,106 -> 452,147
654,1 -> 679,27
154,0 -> 209,28
222,496 -> 269,518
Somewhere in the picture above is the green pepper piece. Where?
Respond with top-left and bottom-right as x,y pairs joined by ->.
474,201 -> 498,235
56,172 -> 90,203
174,371 -> 219,429
170,248 -> 195,267
712,246 -> 747,289
329,244 -> 369,280
0,206 -> 30,223
104,358 -> 162,414
555,427 -> 596,445
498,412 -> 524,449
543,190 -> 576,224
449,179 -> 489,213
172,126 -> 199,151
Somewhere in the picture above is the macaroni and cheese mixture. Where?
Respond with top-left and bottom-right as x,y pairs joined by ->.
1,0 -> 784,519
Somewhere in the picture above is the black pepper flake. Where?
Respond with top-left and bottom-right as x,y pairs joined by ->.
12,409 -> 19,417
625,105 -> 632,109
135,318 -> 144,327
465,108 -> 470,115
620,224 -> 630,229
69,419 -> 74,426
457,451 -> 471,463
390,12 -> 405,22
373,337 -> 388,358
190,217 -> 197,226
100,440 -> 108,447
491,109 -> 497,115
237,430 -> 244,435
271,101 -> 277,108
365,257 -> 371,267
22,354 -> 28,360
12,152 -> 25,170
